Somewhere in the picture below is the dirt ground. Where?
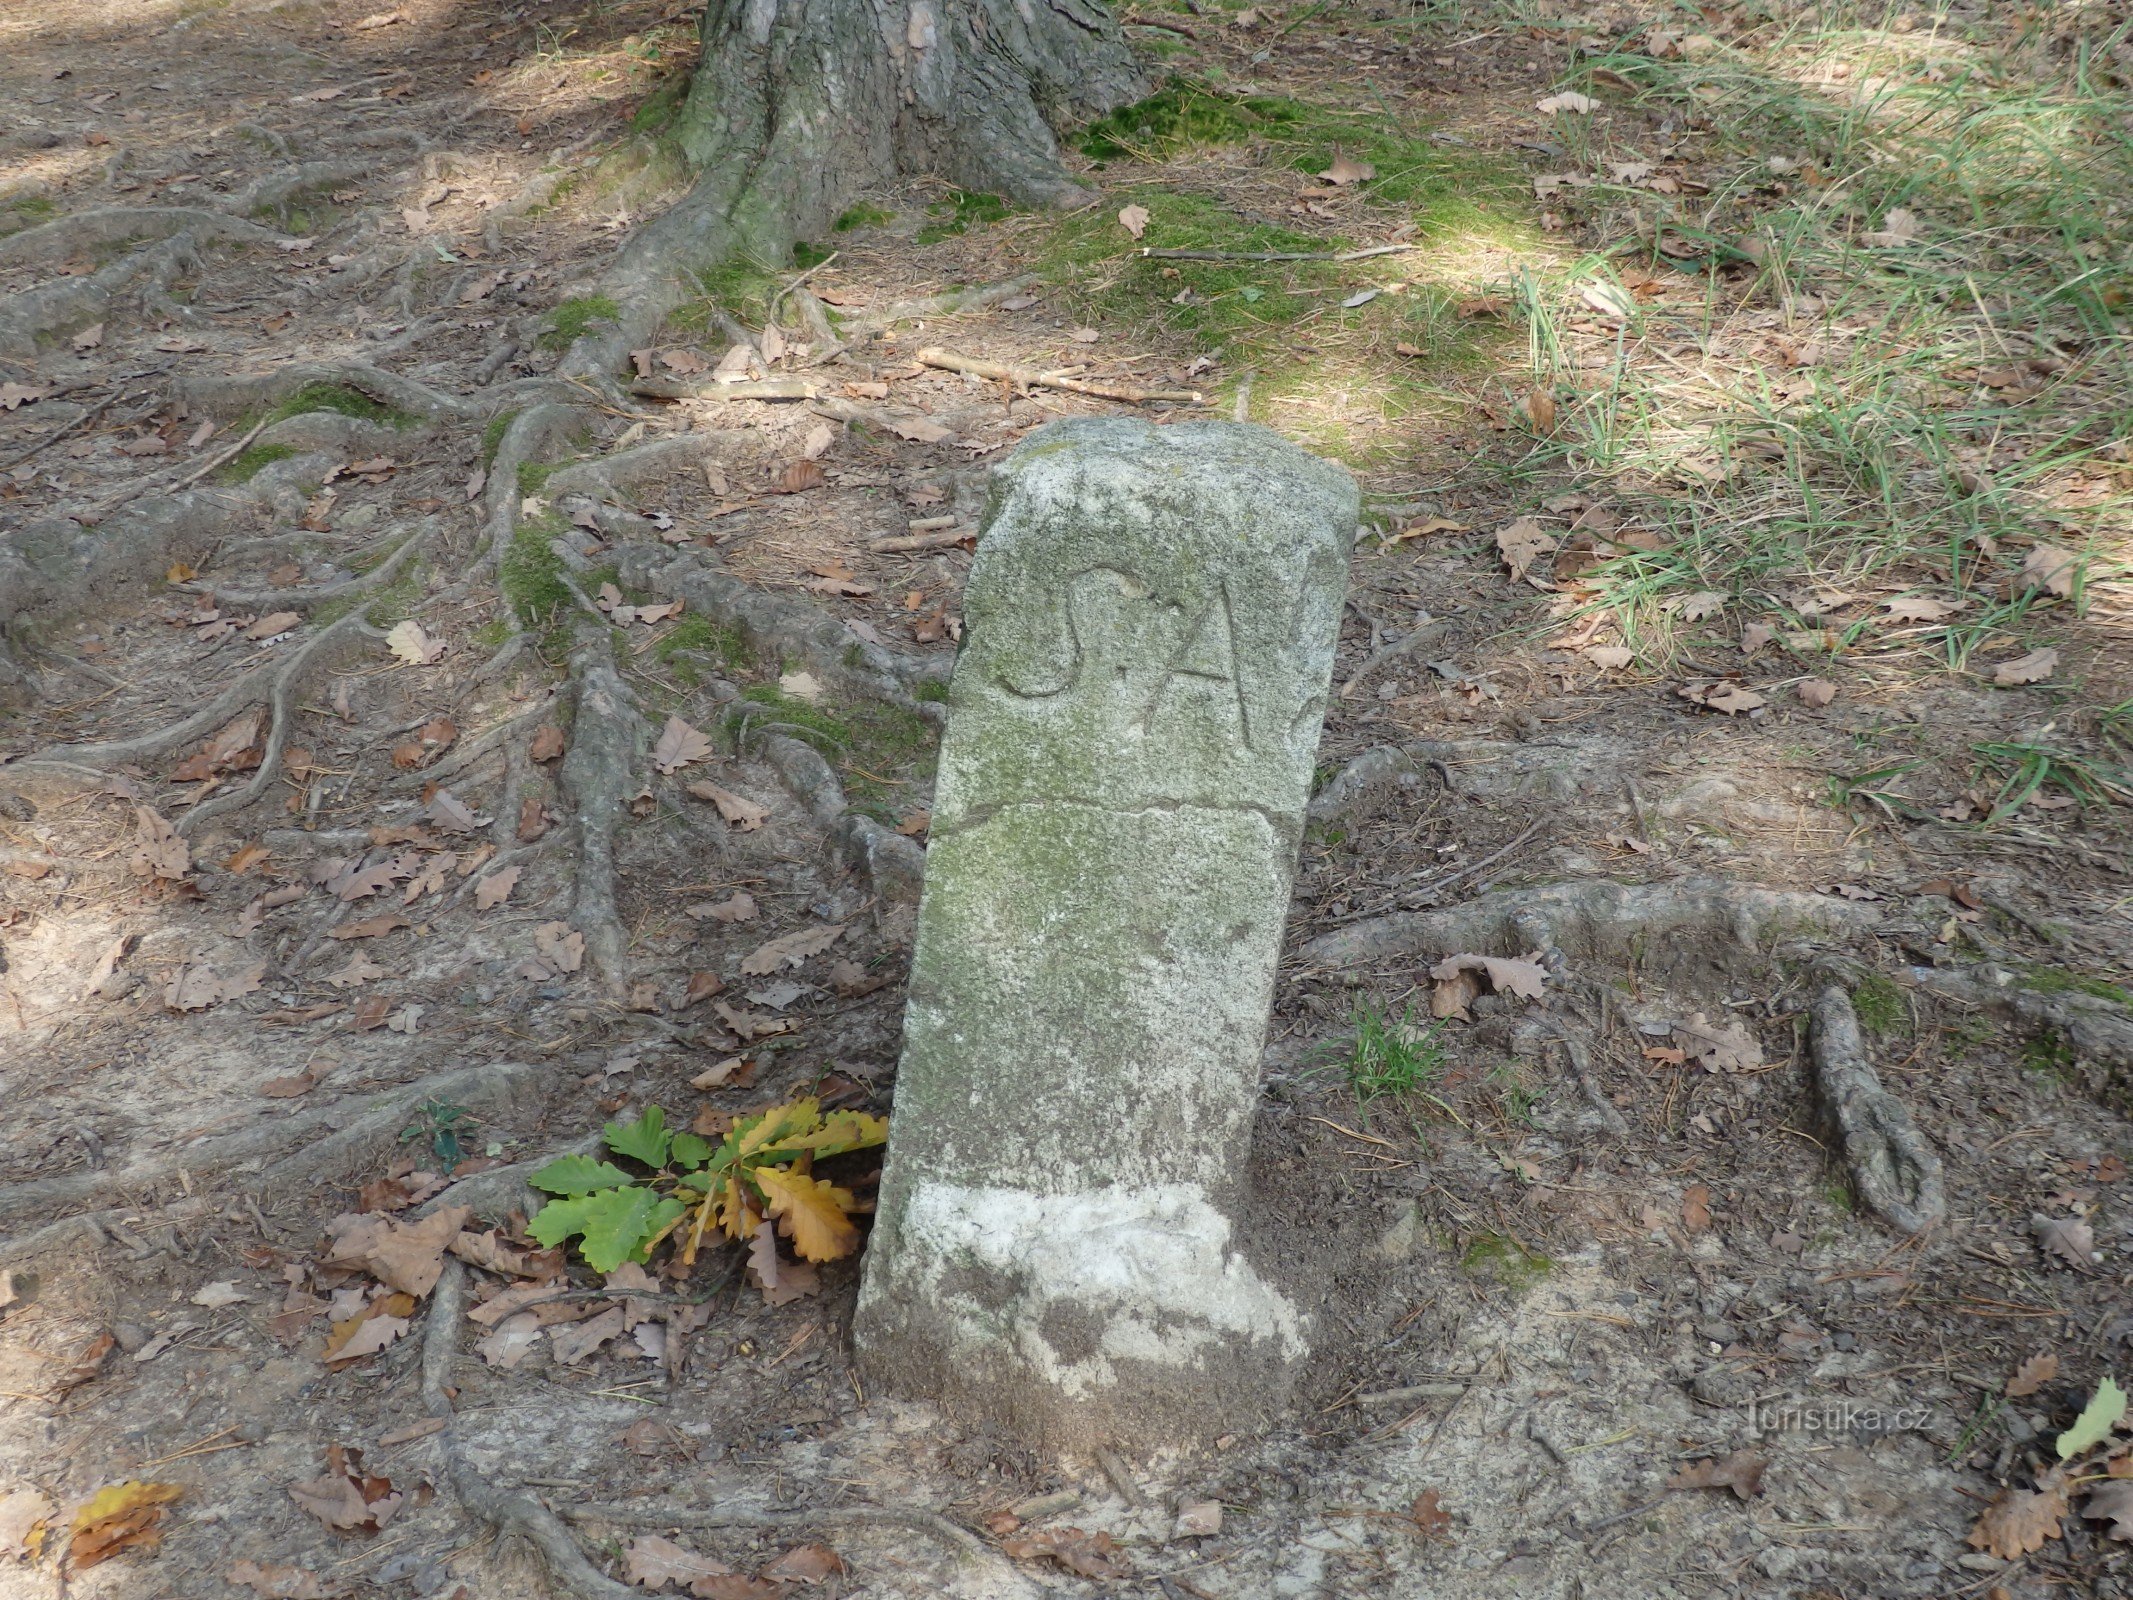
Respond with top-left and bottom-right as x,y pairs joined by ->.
1,0 -> 2131,1597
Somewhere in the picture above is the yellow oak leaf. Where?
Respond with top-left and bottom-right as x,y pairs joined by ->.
753,1165 -> 860,1262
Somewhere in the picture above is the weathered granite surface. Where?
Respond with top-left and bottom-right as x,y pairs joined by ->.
853,417 -> 1355,1449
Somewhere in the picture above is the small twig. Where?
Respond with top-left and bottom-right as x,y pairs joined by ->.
915,347 -> 1202,405
0,387 -> 133,474
769,251 -> 837,314
1338,616 -> 1446,697
868,525 -> 975,554
1136,244 -> 1414,264
631,376 -> 821,403
1122,12 -> 1199,36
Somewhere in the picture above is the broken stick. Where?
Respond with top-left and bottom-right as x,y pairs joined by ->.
868,526 -> 976,554
913,347 -> 1204,405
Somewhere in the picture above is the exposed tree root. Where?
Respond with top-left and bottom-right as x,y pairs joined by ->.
566,1500 -> 990,1560
539,431 -> 745,504
1302,875 -> 1884,973
1,485 -> 276,716
745,729 -> 926,908
615,543 -> 947,715
1806,983 -> 1947,1236
0,204 -> 283,267
182,521 -> 435,613
557,632 -> 648,997
174,361 -> 522,424
0,232 -> 211,357
1909,962 -> 2133,1113
423,1260 -> 640,1600
176,610 -> 378,836
0,1063 -> 534,1258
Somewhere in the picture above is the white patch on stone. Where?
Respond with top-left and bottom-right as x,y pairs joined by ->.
895,1180 -> 1305,1398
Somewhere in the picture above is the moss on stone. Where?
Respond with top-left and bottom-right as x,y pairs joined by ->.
265,382 -> 412,429
216,442 -> 299,484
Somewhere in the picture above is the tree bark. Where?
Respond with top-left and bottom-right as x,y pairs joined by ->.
584,0 -> 1142,361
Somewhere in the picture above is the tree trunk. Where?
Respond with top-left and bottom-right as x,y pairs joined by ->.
594,0 -> 1141,333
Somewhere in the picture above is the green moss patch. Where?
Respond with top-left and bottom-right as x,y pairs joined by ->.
216,442 -> 300,484
265,382 -> 412,429
540,294 -> 621,351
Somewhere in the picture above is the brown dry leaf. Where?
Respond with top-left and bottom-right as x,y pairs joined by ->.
449,1230 -> 562,1280
746,1219 -> 817,1305
327,912 -> 410,940
1993,648 -> 2058,686
1427,951 -> 1548,1001
532,921 -> 586,976
682,971 -> 726,1009
624,1532 -> 734,1589
1583,645 -> 1633,671
288,1446 -> 402,1533
1495,517 -> 1555,582
1317,152 -> 1375,186
2021,542 -> 2080,598
165,959 -> 265,1012
322,1294 -> 415,1366
225,842 -> 270,874
1796,678 -> 1838,707
1522,389 -> 1557,435
517,797 -> 550,842
1676,681 -> 1766,715
1668,1451 -> 1765,1500
2033,1213 -> 2095,1269
999,1526 -> 1130,1580
1117,203 -> 1150,239
1675,591 -> 1726,622
383,619 -> 444,666
1862,206 -> 1922,248
1967,1482 -> 2068,1559
1537,90 -> 1600,113
689,781 -> 770,830
0,1487 -> 54,1559
550,1305 -> 626,1365
228,1559 -> 333,1598
322,1206 -> 471,1297
1883,595 -> 1961,622
776,459 -> 825,494
68,1481 -> 183,1569
246,611 -> 302,642
132,806 -> 191,879
2085,1480 -> 2133,1542
692,891 -> 757,923
1409,1488 -> 1453,1540
474,1312 -> 543,1369
652,716 -> 715,775
762,1543 -> 843,1584
740,923 -> 845,975
474,865 -> 520,911
1681,1183 -> 1713,1234
530,724 -> 566,762
1672,1012 -> 1763,1072
2008,1353 -> 2060,1398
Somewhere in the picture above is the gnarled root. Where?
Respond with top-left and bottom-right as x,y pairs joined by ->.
176,609 -> 377,836
615,542 -> 946,716
557,632 -> 648,997
0,1063 -> 535,1259
1908,962 -> 2133,1114
1303,875 -> 1884,974
1807,983 -> 1947,1236
423,1260 -> 639,1600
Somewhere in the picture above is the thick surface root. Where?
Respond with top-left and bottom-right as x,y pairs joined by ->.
1808,983 -> 1948,1236
1301,875 -> 1885,973
423,1261 -> 639,1600
557,632 -> 648,997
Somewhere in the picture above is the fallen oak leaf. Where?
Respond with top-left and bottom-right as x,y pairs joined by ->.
383,619 -> 444,665
2008,1353 -> 2060,1398
623,1532 -> 733,1588
651,715 -> 714,775
1967,1480 -> 2068,1559
689,781 -> 770,830
1666,1450 -> 1765,1500
288,1445 -> 403,1532
739,923 -> 845,975
2033,1213 -> 2096,1270
227,1559 -> 333,1599
999,1526 -> 1130,1579
1672,1012 -> 1762,1072
1993,648 -> 2058,686
68,1481 -> 183,1568
2021,542 -> 2080,598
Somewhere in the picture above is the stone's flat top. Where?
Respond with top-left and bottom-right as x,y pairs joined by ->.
938,417 -> 1358,829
